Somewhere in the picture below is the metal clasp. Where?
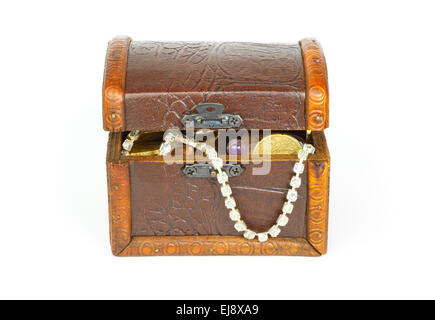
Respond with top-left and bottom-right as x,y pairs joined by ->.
181,103 -> 243,129
182,163 -> 244,178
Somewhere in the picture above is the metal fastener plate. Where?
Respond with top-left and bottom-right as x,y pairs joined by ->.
182,163 -> 244,178
181,103 -> 243,129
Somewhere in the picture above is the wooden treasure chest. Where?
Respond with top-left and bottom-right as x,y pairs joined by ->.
103,36 -> 330,257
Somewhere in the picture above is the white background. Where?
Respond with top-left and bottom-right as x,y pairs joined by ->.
1,0 -> 434,300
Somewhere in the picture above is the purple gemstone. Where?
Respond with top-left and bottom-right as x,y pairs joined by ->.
227,138 -> 247,155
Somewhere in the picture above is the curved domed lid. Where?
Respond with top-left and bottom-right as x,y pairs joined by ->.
103,36 -> 328,132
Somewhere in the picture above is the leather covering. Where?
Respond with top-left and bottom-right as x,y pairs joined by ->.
102,37 -> 329,132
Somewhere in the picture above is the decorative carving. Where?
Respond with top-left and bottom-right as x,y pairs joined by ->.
300,38 -> 329,130
119,236 -> 319,256
307,160 -> 330,254
107,161 -> 132,255
103,36 -> 131,131
102,37 -> 330,131
124,41 -> 306,131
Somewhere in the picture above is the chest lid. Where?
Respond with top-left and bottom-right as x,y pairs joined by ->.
103,36 -> 328,132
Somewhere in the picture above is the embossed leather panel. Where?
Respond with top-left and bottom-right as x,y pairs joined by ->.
130,161 -> 307,238
124,42 -> 306,131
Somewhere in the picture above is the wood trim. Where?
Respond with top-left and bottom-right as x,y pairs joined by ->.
308,131 -> 329,161
102,36 -> 131,131
107,161 -> 132,255
106,132 -> 123,163
118,236 -> 319,256
306,132 -> 330,254
300,38 -> 329,130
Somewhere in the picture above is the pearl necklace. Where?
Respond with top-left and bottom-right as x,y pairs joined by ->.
122,130 -> 315,242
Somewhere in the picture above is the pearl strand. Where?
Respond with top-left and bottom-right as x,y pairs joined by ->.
157,131 -> 315,243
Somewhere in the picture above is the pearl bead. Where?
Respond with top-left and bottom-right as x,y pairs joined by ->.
303,144 -> 315,154
286,190 -> 298,202
282,202 -> 294,214
243,230 -> 256,240
220,184 -> 232,197
128,130 -> 141,140
268,225 -> 281,238
290,176 -> 301,188
225,197 -> 236,209
257,232 -> 268,242
197,143 -> 208,152
122,139 -> 134,151
298,149 -> 308,160
211,157 -> 223,169
205,147 -> 217,158
277,214 -> 289,227
159,142 -> 172,155
234,220 -> 247,232
293,162 -> 304,174
163,132 -> 176,143
217,172 -> 228,184
229,209 -> 241,221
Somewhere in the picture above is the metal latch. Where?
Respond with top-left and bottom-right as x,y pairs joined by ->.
181,103 -> 243,129
182,163 -> 244,178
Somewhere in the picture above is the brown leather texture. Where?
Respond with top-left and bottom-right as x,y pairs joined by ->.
124,41 -> 307,131
129,161 -> 307,238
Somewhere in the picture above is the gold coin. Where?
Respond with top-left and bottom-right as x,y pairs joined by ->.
253,134 -> 302,155
129,140 -> 161,156
127,131 -> 163,156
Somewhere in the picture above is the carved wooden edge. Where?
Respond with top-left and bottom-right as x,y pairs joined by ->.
118,236 -> 319,256
299,38 -> 329,130
306,132 -> 330,255
107,159 -> 132,255
102,36 -> 132,132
